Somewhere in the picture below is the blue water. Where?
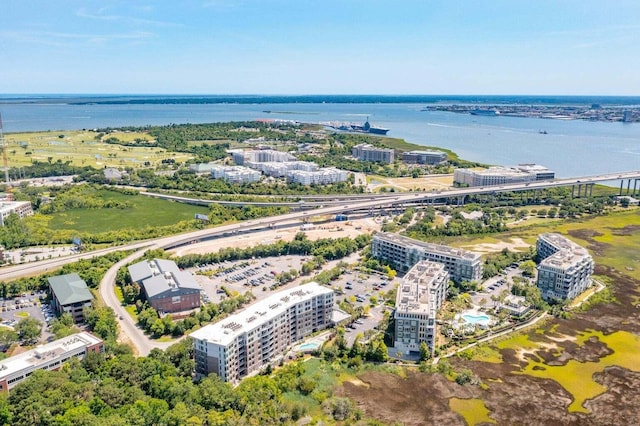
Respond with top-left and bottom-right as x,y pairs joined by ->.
1,96 -> 639,178
298,342 -> 320,350
462,314 -> 491,324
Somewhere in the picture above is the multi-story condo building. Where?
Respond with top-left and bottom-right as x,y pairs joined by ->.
128,259 -> 201,314
536,233 -> 594,301
394,261 -> 448,355
0,201 -> 33,226
401,150 -> 447,165
210,165 -> 262,184
352,143 -> 395,163
191,283 -> 334,383
371,232 -> 482,283
515,164 -> 555,181
189,162 -> 219,174
286,167 -> 348,185
231,149 -> 295,165
453,164 -> 554,187
0,332 -> 103,392
48,273 -> 94,323
246,160 -> 318,177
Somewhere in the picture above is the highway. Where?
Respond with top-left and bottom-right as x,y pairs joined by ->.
0,169 -> 637,355
3,170 -> 638,278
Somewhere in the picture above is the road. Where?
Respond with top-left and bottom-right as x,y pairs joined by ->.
1,169 -> 637,355
99,248 -> 180,356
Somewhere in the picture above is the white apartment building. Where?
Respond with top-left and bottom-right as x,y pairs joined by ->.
371,232 -> 482,283
394,261 -> 448,355
453,164 -> 554,187
286,167 -> 348,185
246,160 -> 318,177
189,162 -> 218,174
210,165 -> 262,184
191,283 -> 334,383
536,233 -> 594,301
0,332 -> 103,392
352,143 -> 395,163
0,201 -> 33,226
232,149 -> 295,165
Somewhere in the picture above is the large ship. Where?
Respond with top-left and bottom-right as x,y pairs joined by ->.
470,109 -> 500,116
323,118 -> 390,135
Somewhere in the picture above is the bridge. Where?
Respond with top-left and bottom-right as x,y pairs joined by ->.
1,170 -> 639,281
141,171 -> 640,208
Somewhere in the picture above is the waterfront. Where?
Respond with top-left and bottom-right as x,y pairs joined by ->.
1,100 -> 639,178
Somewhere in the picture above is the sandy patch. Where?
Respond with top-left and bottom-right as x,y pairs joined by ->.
168,217 -> 380,257
346,378 -> 370,388
464,237 -> 531,254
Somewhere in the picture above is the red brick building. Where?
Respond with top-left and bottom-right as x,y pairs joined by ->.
128,259 -> 201,314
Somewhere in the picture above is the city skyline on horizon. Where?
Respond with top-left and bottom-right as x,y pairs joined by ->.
2,1 -> 639,95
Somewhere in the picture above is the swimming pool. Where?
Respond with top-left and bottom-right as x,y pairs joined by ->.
297,342 -> 320,352
462,313 -> 491,325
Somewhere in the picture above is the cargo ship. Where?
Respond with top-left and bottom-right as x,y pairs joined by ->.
470,109 -> 500,116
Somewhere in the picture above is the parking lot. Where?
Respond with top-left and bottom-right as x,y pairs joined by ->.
188,255 -> 308,305
0,292 -> 54,340
470,263 -> 534,307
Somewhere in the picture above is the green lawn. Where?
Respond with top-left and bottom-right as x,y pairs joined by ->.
449,397 -> 496,425
46,190 -> 209,233
6,130 -> 193,169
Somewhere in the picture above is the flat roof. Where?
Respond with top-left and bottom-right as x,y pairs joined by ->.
539,233 -> 592,269
396,261 -> 447,315
374,232 -> 481,261
0,332 -> 102,379
190,282 -> 333,346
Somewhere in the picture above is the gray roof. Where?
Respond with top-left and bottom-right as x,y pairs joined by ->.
130,259 -> 200,300
48,273 -> 94,305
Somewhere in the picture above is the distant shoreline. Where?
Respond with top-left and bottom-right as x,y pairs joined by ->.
2,94 -> 640,107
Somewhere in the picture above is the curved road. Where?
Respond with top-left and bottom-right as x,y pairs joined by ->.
1,169 -> 637,355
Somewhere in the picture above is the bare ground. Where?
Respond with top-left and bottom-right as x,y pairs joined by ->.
340,265 -> 640,425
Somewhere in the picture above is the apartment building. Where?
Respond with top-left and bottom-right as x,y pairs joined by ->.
191,283 -> 334,383
351,143 -> 395,163
515,164 -> 555,181
394,261 -> 448,355
0,201 -> 33,226
0,332 -> 103,392
48,273 -> 94,323
453,164 -> 554,187
401,150 -> 447,165
371,232 -> 482,283
286,167 -> 348,185
246,160 -> 318,177
536,233 -> 594,301
210,165 -> 262,184
128,259 -> 201,314
231,149 -> 295,165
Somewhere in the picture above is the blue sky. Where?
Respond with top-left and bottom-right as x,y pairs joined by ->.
1,0 -> 639,94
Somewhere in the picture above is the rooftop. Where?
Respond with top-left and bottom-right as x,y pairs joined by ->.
190,282 -> 333,346
48,273 -> 94,305
374,232 -> 481,261
0,332 -> 102,380
539,233 -> 592,270
396,261 -> 447,315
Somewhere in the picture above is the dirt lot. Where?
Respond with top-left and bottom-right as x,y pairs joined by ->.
340,265 -> 640,425
168,217 -> 380,257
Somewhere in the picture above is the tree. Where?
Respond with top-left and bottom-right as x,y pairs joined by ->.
520,260 -> 537,278
16,317 -> 43,345
419,342 -> 432,361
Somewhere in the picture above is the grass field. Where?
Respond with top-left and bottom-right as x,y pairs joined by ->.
449,397 -> 496,425
6,130 -> 193,169
516,330 -> 640,412
45,189 -> 208,233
